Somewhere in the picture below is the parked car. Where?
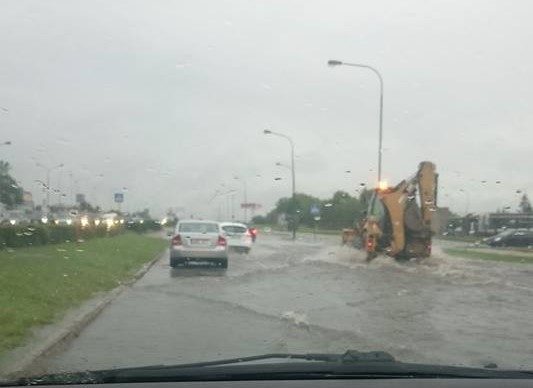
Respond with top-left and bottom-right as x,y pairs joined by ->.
220,222 -> 253,253
484,229 -> 533,247
170,220 -> 228,268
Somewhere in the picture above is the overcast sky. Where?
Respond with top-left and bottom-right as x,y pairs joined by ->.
1,0 -> 532,218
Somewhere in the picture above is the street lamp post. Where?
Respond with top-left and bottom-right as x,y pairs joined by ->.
264,129 -> 297,240
327,59 -> 384,183
209,187 -> 237,220
234,176 -> 248,222
230,192 -> 235,220
459,189 -> 470,216
36,162 -> 64,211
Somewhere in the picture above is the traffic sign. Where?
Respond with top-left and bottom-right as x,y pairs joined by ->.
114,193 -> 124,203
310,204 -> 320,216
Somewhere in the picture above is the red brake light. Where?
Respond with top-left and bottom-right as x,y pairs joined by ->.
249,228 -> 257,236
217,235 -> 227,247
366,237 -> 374,249
171,234 -> 182,246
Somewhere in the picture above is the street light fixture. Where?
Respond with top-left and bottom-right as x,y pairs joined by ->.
264,128 -> 297,240
327,59 -> 384,184
275,161 -> 290,168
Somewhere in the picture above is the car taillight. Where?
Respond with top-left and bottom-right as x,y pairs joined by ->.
249,228 -> 257,236
367,237 -> 374,249
217,235 -> 227,247
171,234 -> 182,246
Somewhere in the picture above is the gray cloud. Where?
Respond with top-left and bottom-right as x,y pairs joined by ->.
1,0 -> 532,218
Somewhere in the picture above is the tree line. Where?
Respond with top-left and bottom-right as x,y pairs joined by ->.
253,189 -> 373,229
0,161 -> 23,208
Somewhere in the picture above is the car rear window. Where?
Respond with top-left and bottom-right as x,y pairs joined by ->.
179,223 -> 219,233
222,225 -> 247,234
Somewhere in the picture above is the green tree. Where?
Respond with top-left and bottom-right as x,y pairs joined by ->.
266,193 -> 321,229
0,161 -> 10,175
133,208 -> 151,219
266,190 -> 365,230
519,193 -> 532,213
251,215 -> 267,224
321,191 -> 365,229
0,160 -> 23,208
79,201 -> 98,212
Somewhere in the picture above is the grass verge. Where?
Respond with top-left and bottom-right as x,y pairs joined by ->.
0,233 -> 167,356
438,235 -> 481,243
443,247 -> 533,264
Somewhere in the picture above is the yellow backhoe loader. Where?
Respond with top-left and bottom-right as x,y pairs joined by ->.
344,161 -> 438,261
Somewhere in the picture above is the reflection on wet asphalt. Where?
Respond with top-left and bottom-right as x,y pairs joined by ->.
41,233 -> 533,373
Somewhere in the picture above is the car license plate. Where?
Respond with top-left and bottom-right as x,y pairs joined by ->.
191,239 -> 209,245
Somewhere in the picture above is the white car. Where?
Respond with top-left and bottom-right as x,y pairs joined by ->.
170,220 -> 228,268
220,222 -> 253,253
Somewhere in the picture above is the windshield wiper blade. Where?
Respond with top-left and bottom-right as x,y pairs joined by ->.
4,350 -> 394,385
6,350 -> 532,385
132,350 -> 396,370
7,350 -> 394,385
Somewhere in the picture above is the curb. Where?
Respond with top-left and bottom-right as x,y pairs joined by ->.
0,249 -> 167,379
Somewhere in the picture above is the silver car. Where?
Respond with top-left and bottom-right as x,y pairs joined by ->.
220,222 -> 253,254
169,220 -> 228,268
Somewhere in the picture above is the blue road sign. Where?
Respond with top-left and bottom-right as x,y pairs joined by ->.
114,193 -> 124,203
310,204 -> 320,216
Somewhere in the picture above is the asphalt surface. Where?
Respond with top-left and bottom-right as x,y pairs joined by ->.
38,233 -> 533,373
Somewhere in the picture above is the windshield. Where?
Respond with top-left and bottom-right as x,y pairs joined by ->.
1,0 -> 533,382
222,225 -> 247,234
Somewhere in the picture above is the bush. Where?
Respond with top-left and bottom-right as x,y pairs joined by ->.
0,224 -> 125,249
0,225 -> 48,248
126,220 -> 162,233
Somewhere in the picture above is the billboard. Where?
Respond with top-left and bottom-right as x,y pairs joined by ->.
240,202 -> 261,210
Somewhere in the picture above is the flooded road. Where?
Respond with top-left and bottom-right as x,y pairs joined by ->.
41,233 -> 533,373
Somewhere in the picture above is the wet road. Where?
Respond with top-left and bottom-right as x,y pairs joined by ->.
41,233 -> 533,372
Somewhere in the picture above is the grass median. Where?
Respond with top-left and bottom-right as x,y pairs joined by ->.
438,235 -> 480,243
443,247 -> 533,264
0,233 -> 167,356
